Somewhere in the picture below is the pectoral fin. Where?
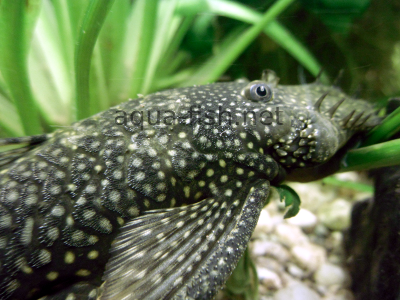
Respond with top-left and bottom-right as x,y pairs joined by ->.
100,179 -> 270,300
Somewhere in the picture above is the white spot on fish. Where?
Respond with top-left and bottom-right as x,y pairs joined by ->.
65,251 -> 75,264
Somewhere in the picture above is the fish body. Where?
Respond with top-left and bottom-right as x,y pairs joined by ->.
0,71 -> 379,299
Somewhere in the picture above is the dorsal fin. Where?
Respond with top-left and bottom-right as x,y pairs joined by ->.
0,134 -> 49,167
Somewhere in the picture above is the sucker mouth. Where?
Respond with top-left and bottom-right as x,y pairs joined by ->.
272,135 -> 317,168
271,113 -> 319,168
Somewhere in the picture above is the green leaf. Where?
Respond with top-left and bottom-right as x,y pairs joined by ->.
321,176 -> 374,193
182,0 -> 297,86
0,94 -> 23,136
52,0 -> 75,78
175,0 -> 328,85
141,0 -> 181,95
341,138 -> 400,172
90,42 -> 110,113
156,16 -> 194,80
74,0 -> 116,121
206,0 -> 328,82
275,184 -> 301,219
301,0 -> 371,34
99,0 -> 130,103
28,37 -> 70,125
361,105 -> 400,147
224,248 -> 259,300
0,0 -> 43,135
126,0 -> 158,97
29,0 -> 73,123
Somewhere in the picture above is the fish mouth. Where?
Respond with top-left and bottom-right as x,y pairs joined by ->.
271,112 -> 341,168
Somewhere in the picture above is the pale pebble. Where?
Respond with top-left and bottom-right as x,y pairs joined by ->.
314,263 -> 350,287
287,182 -> 337,212
287,262 -> 305,278
286,208 -> 318,231
322,289 -> 354,300
291,243 -> 327,272
257,267 -> 283,290
252,240 -> 291,262
256,257 -> 285,274
275,223 -> 309,248
253,209 -> 274,238
325,231 -> 344,253
274,283 -> 321,300
317,199 -> 352,231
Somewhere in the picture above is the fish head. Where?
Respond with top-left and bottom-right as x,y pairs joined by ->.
238,70 -> 380,169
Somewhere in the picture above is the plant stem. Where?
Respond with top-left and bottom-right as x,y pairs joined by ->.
0,0 -> 42,135
74,0 -> 115,121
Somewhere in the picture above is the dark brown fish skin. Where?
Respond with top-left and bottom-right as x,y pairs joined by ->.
0,72 -> 379,300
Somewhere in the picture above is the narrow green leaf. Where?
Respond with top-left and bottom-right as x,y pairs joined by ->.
52,0 -> 75,76
224,248 -> 259,300
0,94 -> 24,136
208,0 -> 328,83
341,139 -> 400,172
90,43 -> 110,113
265,21 -> 328,83
275,184 -> 301,219
74,0 -> 116,121
182,0 -> 296,86
156,16 -> 195,79
361,106 -> 400,147
28,37 -> 70,125
0,0 -> 42,135
100,0 -> 131,103
321,176 -> 374,193
141,0 -> 180,95
66,0 -> 90,41
0,70 -> 10,99
127,0 -> 158,97
155,68 -> 196,91
176,0 -> 327,85
175,0 -> 208,15
31,1 -> 73,109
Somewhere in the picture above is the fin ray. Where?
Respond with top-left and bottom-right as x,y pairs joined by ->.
0,134 -> 49,167
101,179 -> 270,300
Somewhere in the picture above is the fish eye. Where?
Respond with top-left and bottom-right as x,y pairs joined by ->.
243,81 -> 273,102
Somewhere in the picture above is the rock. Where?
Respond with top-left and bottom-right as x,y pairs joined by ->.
287,262 -> 305,278
260,296 -> 274,300
274,283 -> 321,300
291,243 -> 327,272
314,223 -> 329,237
252,240 -> 291,262
314,262 -> 349,287
256,257 -> 285,274
317,199 -> 352,231
322,289 -> 354,300
325,231 -> 343,252
257,267 -> 283,290
275,223 -> 309,248
327,254 -> 343,265
286,209 -> 318,231
280,271 -> 301,287
334,172 -> 359,182
287,182 -> 337,212
253,209 -> 274,239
